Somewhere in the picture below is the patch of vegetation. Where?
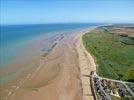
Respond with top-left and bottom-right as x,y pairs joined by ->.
119,36 -> 134,45
82,28 -> 134,81
125,67 -> 134,82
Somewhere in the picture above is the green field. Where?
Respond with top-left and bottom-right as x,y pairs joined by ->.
82,28 -> 134,82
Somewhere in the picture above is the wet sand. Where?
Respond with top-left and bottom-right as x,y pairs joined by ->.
2,27 -> 97,100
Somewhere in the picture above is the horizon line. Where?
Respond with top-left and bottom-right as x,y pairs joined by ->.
1,22 -> 134,26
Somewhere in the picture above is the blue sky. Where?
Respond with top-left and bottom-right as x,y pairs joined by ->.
1,0 -> 134,25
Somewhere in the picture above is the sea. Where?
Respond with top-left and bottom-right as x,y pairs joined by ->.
0,23 -> 99,85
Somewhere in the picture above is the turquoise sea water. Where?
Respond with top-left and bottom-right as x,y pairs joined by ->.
0,23 -> 99,85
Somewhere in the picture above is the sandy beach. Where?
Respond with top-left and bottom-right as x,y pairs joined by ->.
2,27 -> 97,100
75,28 -> 96,100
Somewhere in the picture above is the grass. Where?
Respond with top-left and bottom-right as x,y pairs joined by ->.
82,28 -> 134,82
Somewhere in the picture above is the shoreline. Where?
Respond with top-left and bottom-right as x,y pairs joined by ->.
2,27 -> 93,100
1,26 -> 110,100
1,26 -> 103,100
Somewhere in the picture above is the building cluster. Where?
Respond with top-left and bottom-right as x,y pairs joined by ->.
92,75 -> 134,100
